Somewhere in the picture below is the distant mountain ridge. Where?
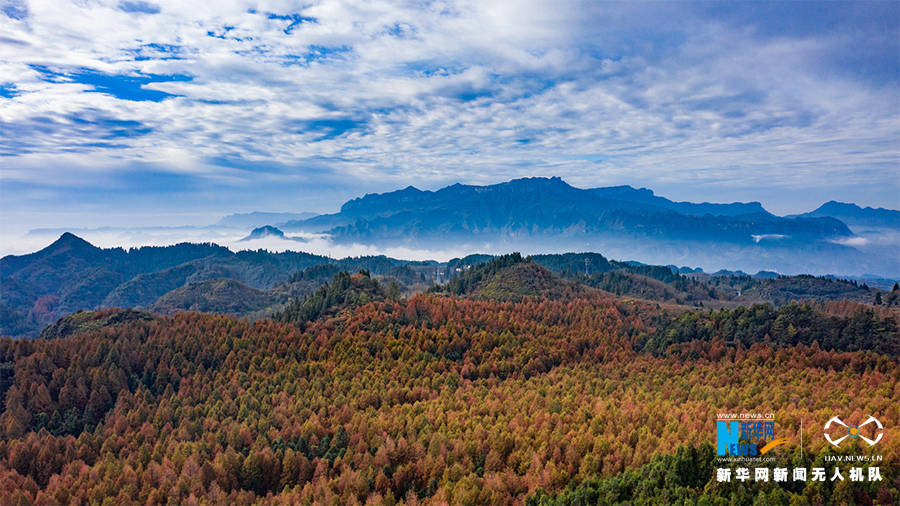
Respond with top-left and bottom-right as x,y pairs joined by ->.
275,177 -> 897,275
790,201 -> 900,229
588,185 -> 771,217
283,177 -> 849,242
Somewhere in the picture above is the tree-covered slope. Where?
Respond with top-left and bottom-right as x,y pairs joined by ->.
274,270 -> 392,327
150,278 -> 278,316
37,308 -> 157,340
0,235 -> 406,338
0,292 -> 895,504
433,253 -> 585,301
2,236 -> 895,339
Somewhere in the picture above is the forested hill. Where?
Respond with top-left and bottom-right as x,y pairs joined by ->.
0,284 -> 896,503
431,253 -> 587,301
2,234 -> 897,338
0,234 -> 410,337
274,270 -> 393,327
441,253 -> 893,308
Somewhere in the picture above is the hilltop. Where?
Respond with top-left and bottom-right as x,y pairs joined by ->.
432,253 -> 585,301
274,270 -> 392,327
239,225 -> 287,241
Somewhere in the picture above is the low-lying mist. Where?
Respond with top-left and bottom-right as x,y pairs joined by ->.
6,223 -> 898,278
8,226 -> 475,263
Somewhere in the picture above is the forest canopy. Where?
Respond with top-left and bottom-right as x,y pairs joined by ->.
0,279 -> 897,503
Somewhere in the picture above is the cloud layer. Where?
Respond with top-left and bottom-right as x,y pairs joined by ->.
1,0 -> 898,228
8,225 -> 475,262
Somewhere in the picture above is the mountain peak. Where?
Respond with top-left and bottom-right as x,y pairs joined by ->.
817,201 -> 859,211
47,232 -> 97,252
57,231 -> 84,242
593,185 -> 656,200
798,200 -> 899,228
812,200 -> 899,214
339,184 -> 427,215
240,226 -> 286,241
506,176 -> 570,187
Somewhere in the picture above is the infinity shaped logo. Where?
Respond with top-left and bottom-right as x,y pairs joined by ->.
824,415 -> 883,447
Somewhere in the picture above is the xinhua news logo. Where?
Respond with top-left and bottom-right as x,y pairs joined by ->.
716,413 -> 787,457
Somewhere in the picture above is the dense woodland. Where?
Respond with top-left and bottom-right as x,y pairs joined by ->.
3,233 -> 894,338
0,254 -> 898,503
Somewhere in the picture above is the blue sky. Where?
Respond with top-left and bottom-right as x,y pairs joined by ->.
0,0 -> 898,232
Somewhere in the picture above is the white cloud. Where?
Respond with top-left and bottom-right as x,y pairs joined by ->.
0,0 -> 897,222
833,236 -> 869,247
4,225 -> 474,262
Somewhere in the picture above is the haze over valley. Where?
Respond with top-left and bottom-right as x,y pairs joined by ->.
9,177 -> 898,278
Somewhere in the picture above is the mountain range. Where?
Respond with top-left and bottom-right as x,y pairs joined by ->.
0,233 -> 329,337
272,177 -> 895,276
2,177 -> 896,338
2,231 -> 893,339
282,177 -> 849,240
